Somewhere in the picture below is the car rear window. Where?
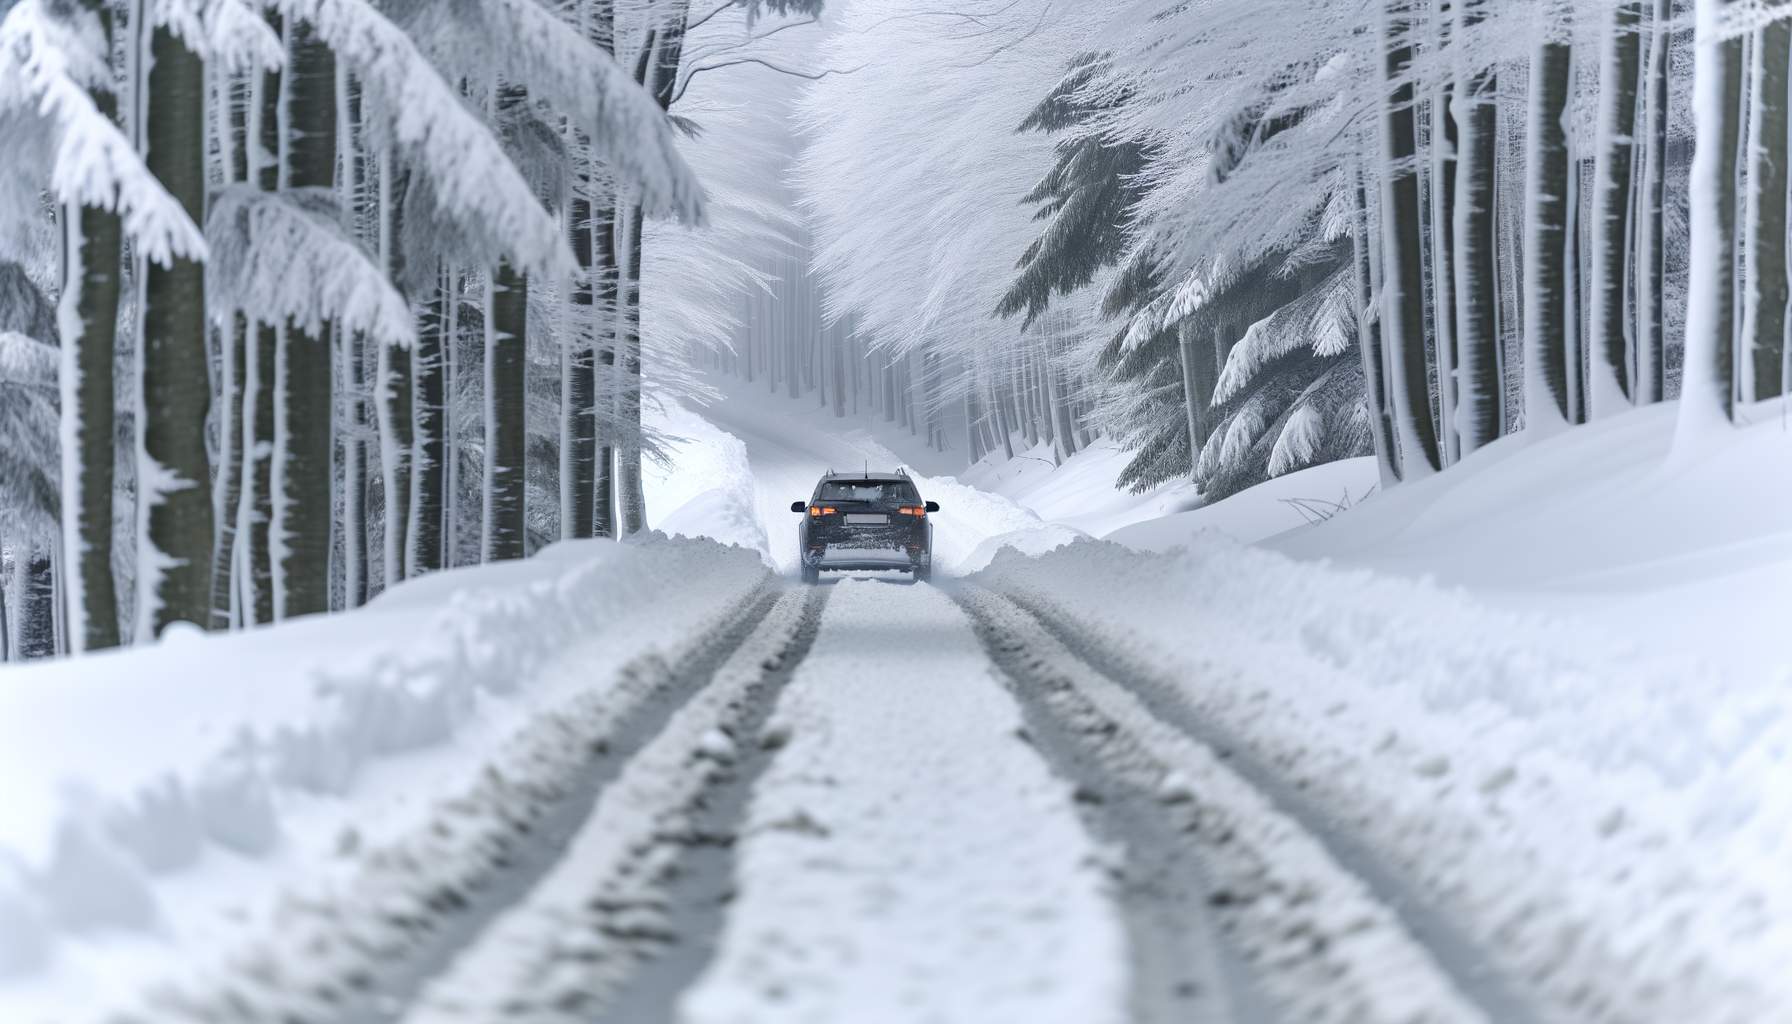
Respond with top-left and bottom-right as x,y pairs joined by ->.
818,480 -> 920,503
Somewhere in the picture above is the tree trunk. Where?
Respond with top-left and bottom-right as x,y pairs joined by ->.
830,318 -> 847,418
59,0 -> 122,652
485,262 -> 528,561
207,65 -> 247,630
137,22 -> 214,637
377,151 -> 412,589
615,202 -> 647,535
1452,0 -> 1502,454
238,46 -> 280,625
20,546 -> 56,659
563,193 -> 597,540
208,315 -> 244,628
1589,2 -> 1645,416
1354,162 -> 1402,485
1745,18 -> 1791,401
1524,23 -> 1577,433
340,69 -> 368,609
1378,0 -> 1444,477
1564,135 -> 1586,423
594,209 -> 618,539
410,270 -> 447,574
591,0 -> 618,541
1430,1 -> 1460,465
1679,0 -> 1746,431
1636,0 -> 1673,403
272,18 -> 336,620
614,9 -> 690,537
1176,322 -> 1207,474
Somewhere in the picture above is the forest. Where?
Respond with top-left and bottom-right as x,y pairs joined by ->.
0,0 -> 1777,658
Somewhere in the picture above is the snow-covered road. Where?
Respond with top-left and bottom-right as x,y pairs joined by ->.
10,394 -> 1783,1024
47,568 -> 1551,1024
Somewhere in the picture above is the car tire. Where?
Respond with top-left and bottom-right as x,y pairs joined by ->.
914,561 -> 932,584
801,563 -> 820,585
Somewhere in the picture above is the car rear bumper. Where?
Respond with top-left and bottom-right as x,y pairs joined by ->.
802,518 -> 930,572
813,547 -> 918,570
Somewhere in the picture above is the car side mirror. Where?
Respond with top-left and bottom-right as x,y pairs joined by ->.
925,501 -> 940,513
791,501 -> 807,513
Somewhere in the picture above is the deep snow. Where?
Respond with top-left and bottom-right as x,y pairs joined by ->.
0,536 -> 771,1019
5,380 -> 1789,1023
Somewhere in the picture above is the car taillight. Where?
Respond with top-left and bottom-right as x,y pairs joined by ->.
898,506 -> 926,517
808,506 -> 838,517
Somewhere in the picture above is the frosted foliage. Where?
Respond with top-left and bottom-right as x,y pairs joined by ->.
643,1 -> 805,382
796,0 -> 1106,355
398,0 -> 704,222
272,0 -> 570,274
1267,403 -> 1324,478
1211,266 -> 1352,405
153,0 -> 285,72
0,1 -> 206,267
206,185 -> 416,348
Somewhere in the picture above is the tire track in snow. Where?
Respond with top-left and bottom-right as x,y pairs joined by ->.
396,585 -> 827,1024
992,587 -> 1541,1024
675,577 -> 1131,1024
957,586 -> 1490,1024
124,581 -> 782,1024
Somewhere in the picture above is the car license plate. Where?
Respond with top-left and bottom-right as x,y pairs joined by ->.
846,513 -> 888,525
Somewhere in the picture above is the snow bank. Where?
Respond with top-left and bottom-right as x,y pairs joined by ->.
1105,456 -> 1378,549
975,536 -> 1791,1022
645,400 -> 770,559
0,536 -> 770,1011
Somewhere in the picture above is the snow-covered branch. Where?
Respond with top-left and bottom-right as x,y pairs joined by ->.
271,0 -> 572,275
153,0 -> 286,73
206,185 -> 416,348
0,0 -> 206,267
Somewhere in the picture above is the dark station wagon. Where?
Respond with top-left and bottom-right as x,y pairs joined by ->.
790,471 -> 940,584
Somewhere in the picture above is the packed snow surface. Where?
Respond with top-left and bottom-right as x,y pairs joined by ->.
0,536 -> 771,1018
974,535 -> 1791,1022
678,578 -> 1128,1024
